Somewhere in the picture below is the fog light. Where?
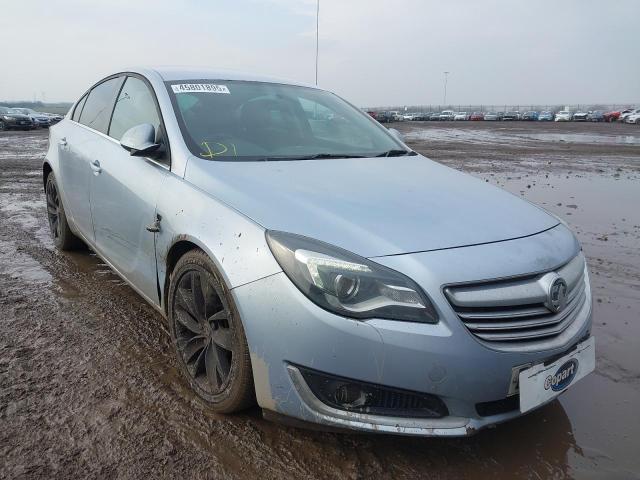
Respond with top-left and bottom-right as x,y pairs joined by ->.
296,365 -> 448,418
334,383 -> 369,407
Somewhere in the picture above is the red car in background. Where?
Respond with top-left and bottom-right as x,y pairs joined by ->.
603,109 -> 632,122
470,112 -> 484,121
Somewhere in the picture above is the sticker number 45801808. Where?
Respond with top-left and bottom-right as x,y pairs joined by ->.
171,84 -> 230,94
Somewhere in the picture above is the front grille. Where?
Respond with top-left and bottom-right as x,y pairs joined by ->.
445,253 -> 587,346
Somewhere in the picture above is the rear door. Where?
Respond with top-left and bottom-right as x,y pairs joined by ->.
89,75 -> 170,304
58,77 -> 123,241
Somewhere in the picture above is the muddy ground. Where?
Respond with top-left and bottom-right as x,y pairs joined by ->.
1,121 -> 639,479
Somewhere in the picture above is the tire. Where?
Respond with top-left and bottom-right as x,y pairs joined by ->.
168,249 -> 255,413
45,172 -> 84,250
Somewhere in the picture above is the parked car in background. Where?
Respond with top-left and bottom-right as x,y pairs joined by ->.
624,110 -> 640,124
43,66 -> 595,436
555,111 -> 572,122
572,111 -> 588,122
521,111 -> 539,121
503,111 -> 520,121
537,111 -> 553,121
483,111 -> 501,121
453,112 -> 469,121
0,106 -> 35,130
587,111 -> 605,122
620,109 -> 638,123
469,112 -> 484,121
439,110 -> 456,121
10,107 -> 51,128
404,112 -> 422,121
429,112 -> 441,121
44,113 -> 64,125
389,111 -> 404,122
603,109 -> 633,122
375,111 -> 394,123
366,111 -> 378,120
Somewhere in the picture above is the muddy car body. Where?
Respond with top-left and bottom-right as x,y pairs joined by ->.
42,67 -> 594,436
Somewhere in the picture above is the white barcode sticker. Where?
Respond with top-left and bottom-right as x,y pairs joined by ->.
171,84 -> 230,94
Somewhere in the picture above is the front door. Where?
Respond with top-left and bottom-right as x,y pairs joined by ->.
89,75 -> 170,304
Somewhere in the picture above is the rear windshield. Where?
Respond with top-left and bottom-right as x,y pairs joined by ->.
166,80 -> 403,161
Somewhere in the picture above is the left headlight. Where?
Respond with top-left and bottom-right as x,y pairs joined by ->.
266,231 -> 438,323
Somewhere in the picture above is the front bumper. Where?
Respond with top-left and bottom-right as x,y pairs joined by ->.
233,225 -> 592,436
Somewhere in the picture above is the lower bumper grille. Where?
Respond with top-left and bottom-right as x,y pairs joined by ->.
445,253 -> 588,346
297,365 -> 449,418
476,395 -> 520,417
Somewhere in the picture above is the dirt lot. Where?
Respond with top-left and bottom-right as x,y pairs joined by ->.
1,121 -> 639,479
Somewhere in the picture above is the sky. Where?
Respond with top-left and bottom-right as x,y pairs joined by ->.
0,0 -> 638,106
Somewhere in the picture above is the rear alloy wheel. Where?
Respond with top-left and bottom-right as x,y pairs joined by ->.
168,250 -> 254,412
0,121 -> 5,131
45,173 -> 83,250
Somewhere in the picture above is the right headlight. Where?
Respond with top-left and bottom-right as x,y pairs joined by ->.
266,231 -> 438,323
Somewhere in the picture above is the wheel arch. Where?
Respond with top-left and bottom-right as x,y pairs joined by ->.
161,235 -> 232,315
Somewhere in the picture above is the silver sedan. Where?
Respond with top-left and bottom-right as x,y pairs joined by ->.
43,67 -> 594,436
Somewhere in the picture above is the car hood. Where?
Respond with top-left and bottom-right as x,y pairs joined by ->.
185,155 -> 559,257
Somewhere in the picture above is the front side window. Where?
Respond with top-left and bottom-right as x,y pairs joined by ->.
79,77 -> 122,133
167,80 -> 404,161
109,76 -> 161,141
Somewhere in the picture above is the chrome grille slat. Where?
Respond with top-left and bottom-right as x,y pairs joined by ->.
463,290 -> 585,332
445,253 -> 588,345
457,278 -> 584,322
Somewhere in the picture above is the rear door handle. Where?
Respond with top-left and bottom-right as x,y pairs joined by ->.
90,160 -> 102,175
59,137 -> 67,146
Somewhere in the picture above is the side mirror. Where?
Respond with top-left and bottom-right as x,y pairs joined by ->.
120,123 -> 160,156
388,127 -> 405,143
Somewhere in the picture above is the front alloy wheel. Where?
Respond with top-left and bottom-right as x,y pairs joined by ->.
168,250 -> 254,412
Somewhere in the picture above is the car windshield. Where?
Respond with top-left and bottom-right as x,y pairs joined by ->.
168,80 -> 406,161
8,108 -> 23,114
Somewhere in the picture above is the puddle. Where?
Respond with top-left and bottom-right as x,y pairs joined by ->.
0,238 -> 52,284
405,126 -> 640,146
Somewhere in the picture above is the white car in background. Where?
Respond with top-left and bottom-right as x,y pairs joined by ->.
453,112 -> 469,121
390,111 -> 404,122
439,110 -> 456,121
625,110 -> 640,124
619,109 -> 637,122
555,111 -> 572,122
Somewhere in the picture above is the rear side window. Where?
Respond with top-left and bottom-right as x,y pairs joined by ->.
71,94 -> 87,122
79,77 -> 122,133
109,76 -> 161,141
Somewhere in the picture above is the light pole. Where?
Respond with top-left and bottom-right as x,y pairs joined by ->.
315,0 -> 320,86
443,71 -> 450,107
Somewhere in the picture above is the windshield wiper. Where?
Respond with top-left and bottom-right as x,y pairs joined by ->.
258,153 -> 366,161
376,149 -> 416,157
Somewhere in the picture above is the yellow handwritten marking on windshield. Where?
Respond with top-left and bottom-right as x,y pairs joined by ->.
200,141 -> 228,158
200,141 -> 238,157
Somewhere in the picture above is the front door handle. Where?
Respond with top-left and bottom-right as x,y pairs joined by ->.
90,160 -> 102,175
59,137 -> 67,146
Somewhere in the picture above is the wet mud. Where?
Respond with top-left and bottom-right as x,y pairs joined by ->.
1,123 -> 640,479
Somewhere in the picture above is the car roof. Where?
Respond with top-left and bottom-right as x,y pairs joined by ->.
128,66 -> 318,89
